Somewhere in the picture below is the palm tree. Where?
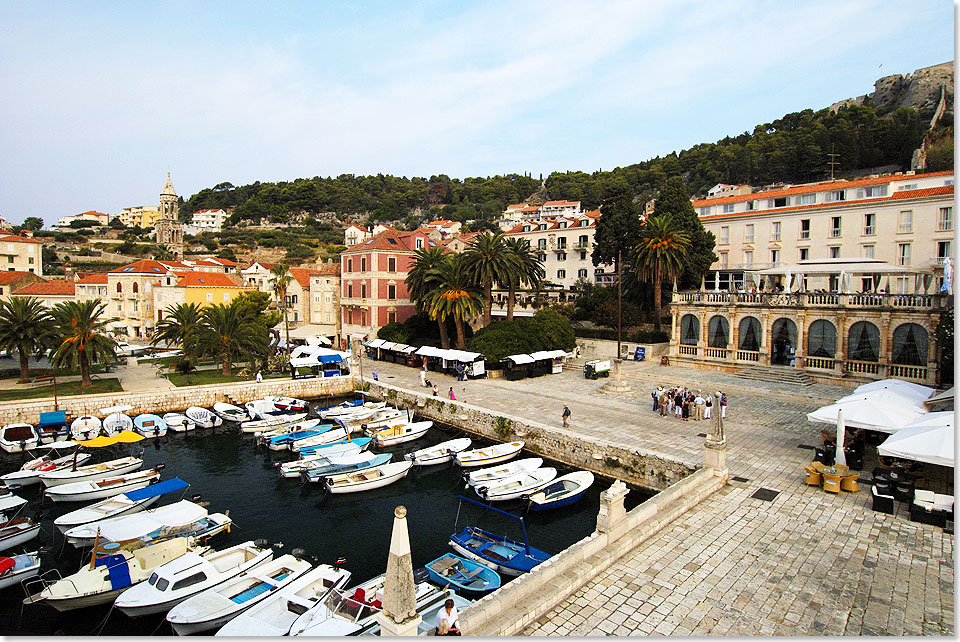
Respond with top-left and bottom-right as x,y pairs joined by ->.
428,254 -> 483,350
50,299 -> 118,387
0,297 -> 57,383
270,263 -> 293,354
151,302 -> 203,355
634,215 -> 691,332
503,237 -> 545,321
406,246 -> 451,349
189,302 -> 269,375
463,231 -> 515,326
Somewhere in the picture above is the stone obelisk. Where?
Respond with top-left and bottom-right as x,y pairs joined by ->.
376,506 -> 422,635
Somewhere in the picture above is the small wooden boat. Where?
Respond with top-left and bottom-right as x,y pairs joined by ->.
254,417 -> 324,440
299,453 -> 392,483
338,409 -> 411,435
449,526 -> 550,576
185,406 -> 223,428
165,554 -> 313,635
456,441 -> 525,468
245,399 -> 281,420
163,413 -> 196,433
24,537 -> 208,612
526,471 -> 595,511
276,445 -> 364,477
70,415 -> 102,441
370,420 -> 432,447
296,436 -> 372,457
55,477 -> 190,536
0,551 -> 41,590
466,457 -> 543,487
37,410 -> 70,442
476,467 -> 557,502
240,412 -> 309,434
264,395 -> 308,412
290,427 -> 352,453
324,461 -> 412,494
211,403 -> 247,423
101,406 -> 134,436
318,400 -> 383,419
114,540 -> 274,618
1,442 -> 91,489
405,437 -> 472,466
0,517 -> 42,553
215,561 -> 352,636
40,455 -> 144,487
133,414 -> 168,438
0,423 -> 40,453
44,468 -> 161,503
425,553 -> 501,596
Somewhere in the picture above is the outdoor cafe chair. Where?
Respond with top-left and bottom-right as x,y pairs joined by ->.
871,485 -> 895,514
822,472 -> 842,494
840,473 -> 860,493
804,465 -> 822,486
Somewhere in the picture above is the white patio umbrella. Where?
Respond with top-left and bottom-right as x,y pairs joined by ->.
834,408 -> 847,467
807,397 -> 924,433
877,412 -> 954,467
838,269 -> 846,293
942,256 -> 952,294
854,379 -> 934,405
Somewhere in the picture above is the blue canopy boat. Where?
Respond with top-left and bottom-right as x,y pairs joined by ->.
265,425 -> 334,450
448,496 -> 551,576
314,399 -> 363,414
299,453 -> 391,483
297,436 -> 372,456
425,553 -> 501,596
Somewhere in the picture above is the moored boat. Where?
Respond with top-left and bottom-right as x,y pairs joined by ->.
101,406 -> 134,436
456,441 -> 525,468
40,455 -> 144,488
405,437 -> 472,466
163,413 -> 196,433
114,540 -> 274,618
317,399 -> 382,419
0,423 -> 40,453
55,477 -> 191,538
526,471 -> 595,511
70,415 -> 102,441
1,441 -> 91,489
211,403 -> 247,423
165,553 -> 313,635
215,561 -> 352,636
465,457 -> 543,487
425,552 -> 501,596
297,453 -> 392,483
337,409 -> 411,435
449,526 -> 550,576
133,414 -> 168,438
290,427 -> 352,453
185,406 -> 223,428
370,420 -> 432,447
296,436 -> 372,457
0,551 -> 41,590
245,399 -> 281,420
44,468 -> 161,503
240,412 -> 309,433
475,467 -> 557,502
264,395 -> 308,412
324,460 -> 412,494
277,445 -> 366,478
0,517 -> 41,552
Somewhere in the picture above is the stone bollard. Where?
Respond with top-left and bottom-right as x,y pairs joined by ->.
376,506 -> 422,636
705,390 -> 728,480
596,480 -> 629,534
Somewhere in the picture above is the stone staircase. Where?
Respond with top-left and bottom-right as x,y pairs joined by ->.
732,364 -> 816,387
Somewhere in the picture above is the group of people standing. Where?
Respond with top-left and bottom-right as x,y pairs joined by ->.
651,386 -> 726,421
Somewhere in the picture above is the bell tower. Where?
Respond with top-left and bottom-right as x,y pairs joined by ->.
156,172 -> 184,260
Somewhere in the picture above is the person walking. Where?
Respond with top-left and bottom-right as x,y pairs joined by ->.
561,404 -> 571,428
255,370 -> 263,384
704,393 -> 713,420
419,369 -> 427,387
720,392 -> 727,418
449,387 -> 456,401
372,369 -> 378,381
432,384 -> 439,397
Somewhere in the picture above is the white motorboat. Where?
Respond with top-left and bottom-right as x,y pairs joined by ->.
254,417 -> 325,441
185,406 -> 222,428
358,587 -> 474,635
23,537 -> 208,612
405,437 -> 473,466
370,420 -> 432,447
0,518 -> 41,552
1,441 -> 91,489
465,457 -> 544,487
338,409 -> 411,435
0,423 -> 40,453
215,562 -> 352,636
64,497 -> 209,547
281,450 -> 383,480
55,477 -> 190,536
0,551 -> 41,590
526,471 -> 595,511
318,400 -> 385,419
0,492 -> 27,515
211,403 -> 247,423
245,399 -> 281,420
290,427 -> 351,453
456,441 -> 525,468
114,540 -> 274,618
133,414 -> 168,438
44,468 -> 161,503
70,415 -> 102,440
166,554 -> 313,635
259,420 -> 326,449
277,444 -> 364,478
476,467 -> 557,502
240,412 -> 309,434
325,461 -> 412,494
40,456 -> 144,487
264,395 -> 309,412
163,413 -> 196,433
101,406 -> 134,436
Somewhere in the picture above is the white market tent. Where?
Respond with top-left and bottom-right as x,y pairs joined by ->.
287,324 -> 333,345
877,412 -> 955,467
749,259 -> 912,292
442,350 -> 482,362
505,354 -> 536,365
414,346 -> 446,358
365,339 -> 387,349
806,396 -> 925,433
529,350 -> 567,361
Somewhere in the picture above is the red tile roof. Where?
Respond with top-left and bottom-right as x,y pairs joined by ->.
175,272 -> 246,288
76,273 -> 109,284
15,280 -> 75,296
241,260 -> 275,271
0,234 -> 42,244
692,170 -> 954,207
543,200 -> 581,207
109,259 -> 185,274
342,229 -> 431,254
0,271 -> 35,285
288,267 -> 322,288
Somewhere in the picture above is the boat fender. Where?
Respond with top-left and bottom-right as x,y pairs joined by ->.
519,494 -> 530,502
253,538 -> 270,549
335,556 -> 347,566
190,494 -> 202,502
155,464 -> 166,471
478,487 -> 488,496
291,548 -> 307,560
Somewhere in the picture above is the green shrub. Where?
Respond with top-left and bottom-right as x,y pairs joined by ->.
470,309 -> 576,363
494,416 -> 510,439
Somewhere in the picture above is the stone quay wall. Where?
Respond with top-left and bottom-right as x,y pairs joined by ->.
0,376 -> 356,425
365,380 -> 697,491
460,467 -> 727,636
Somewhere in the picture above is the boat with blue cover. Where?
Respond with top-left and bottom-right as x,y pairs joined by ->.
299,453 -> 392,483
296,436 -> 372,457
133,414 -> 168,438
55,476 -> 190,533
295,434 -> 370,456
448,496 -> 551,576
425,552 -> 501,595
264,425 -> 334,451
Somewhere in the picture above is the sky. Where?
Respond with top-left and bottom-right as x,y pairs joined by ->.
0,0 -> 953,226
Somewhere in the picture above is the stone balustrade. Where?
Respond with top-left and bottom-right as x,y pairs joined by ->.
672,290 -> 949,311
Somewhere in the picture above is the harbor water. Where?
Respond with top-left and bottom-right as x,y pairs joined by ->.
0,398 -> 654,636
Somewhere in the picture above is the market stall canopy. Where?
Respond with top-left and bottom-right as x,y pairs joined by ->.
806,397 -> 925,433
365,339 -> 386,348
443,350 -> 482,362
529,350 -> 567,360
924,387 -> 954,412
414,346 -> 445,357
750,258 -> 910,276
289,346 -> 349,368
877,412 -> 954,467
287,325 -> 333,344
505,354 -> 536,365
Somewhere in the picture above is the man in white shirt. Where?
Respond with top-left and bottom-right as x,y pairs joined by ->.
694,391 -> 705,421
436,598 -> 460,635
419,369 -> 427,387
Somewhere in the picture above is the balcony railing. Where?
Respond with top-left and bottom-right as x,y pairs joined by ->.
672,291 -> 948,311
704,347 -> 728,359
890,364 -> 928,380
736,349 -> 761,362
803,356 -> 836,370
844,360 -> 879,375
678,345 -> 698,356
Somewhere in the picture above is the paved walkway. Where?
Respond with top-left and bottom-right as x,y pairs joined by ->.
367,358 -> 954,636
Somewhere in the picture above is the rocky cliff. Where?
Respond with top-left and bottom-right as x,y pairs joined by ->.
830,61 -> 953,122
